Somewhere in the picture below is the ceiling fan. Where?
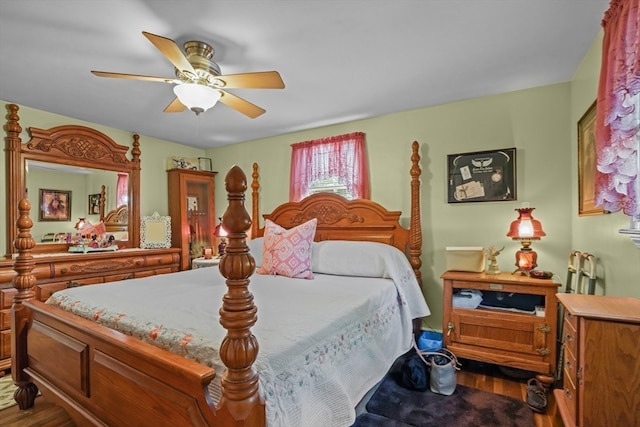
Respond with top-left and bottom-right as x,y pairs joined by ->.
92,31 -> 285,118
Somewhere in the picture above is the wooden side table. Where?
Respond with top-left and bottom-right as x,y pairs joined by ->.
441,271 -> 560,379
192,257 -> 221,269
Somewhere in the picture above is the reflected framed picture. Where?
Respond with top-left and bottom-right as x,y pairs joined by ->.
578,101 -> 607,216
447,148 -> 517,203
88,193 -> 101,215
39,189 -> 71,221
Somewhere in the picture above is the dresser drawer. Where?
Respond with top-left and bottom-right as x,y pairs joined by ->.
561,369 -> 577,423
37,282 -> 69,301
563,345 -> 577,386
0,308 -> 10,330
134,267 -> 175,279
104,273 -> 134,282
562,316 -> 578,355
0,329 -> 11,360
144,253 -> 179,267
1,288 -> 17,309
53,257 -> 136,277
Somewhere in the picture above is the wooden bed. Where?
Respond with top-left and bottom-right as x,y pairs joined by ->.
10,144 -> 424,426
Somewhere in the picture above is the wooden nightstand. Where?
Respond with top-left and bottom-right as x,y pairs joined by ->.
442,271 -> 560,378
192,257 -> 221,269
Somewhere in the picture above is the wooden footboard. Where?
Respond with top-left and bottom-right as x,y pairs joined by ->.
11,166 -> 265,426
23,299 -> 218,426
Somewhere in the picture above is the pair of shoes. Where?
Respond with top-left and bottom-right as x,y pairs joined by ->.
526,378 -> 547,413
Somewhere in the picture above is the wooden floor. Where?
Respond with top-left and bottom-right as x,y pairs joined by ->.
0,363 -> 562,427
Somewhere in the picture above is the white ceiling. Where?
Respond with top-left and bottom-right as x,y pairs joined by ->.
0,0 -> 609,149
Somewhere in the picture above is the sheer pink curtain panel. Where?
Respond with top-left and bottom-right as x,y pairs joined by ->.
289,132 -> 370,202
595,0 -> 640,215
116,172 -> 128,207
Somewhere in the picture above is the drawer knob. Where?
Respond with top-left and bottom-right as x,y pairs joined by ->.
565,334 -> 573,342
565,360 -> 572,369
564,388 -> 573,400
61,268 -> 67,274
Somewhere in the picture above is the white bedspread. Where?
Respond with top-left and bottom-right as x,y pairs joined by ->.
47,243 -> 429,427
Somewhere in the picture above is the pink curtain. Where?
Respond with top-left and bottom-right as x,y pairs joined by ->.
290,132 -> 370,201
595,0 -> 640,215
116,173 -> 128,207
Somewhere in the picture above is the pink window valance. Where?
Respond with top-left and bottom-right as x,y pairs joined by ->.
289,132 -> 370,202
595,0 -> 640,215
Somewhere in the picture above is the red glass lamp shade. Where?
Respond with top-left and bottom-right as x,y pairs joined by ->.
214,218 -> 228,256
506,207 -> 546,274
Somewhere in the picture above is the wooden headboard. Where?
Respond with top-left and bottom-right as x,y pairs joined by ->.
103,205 -> 128,233
250,141 -> 423,285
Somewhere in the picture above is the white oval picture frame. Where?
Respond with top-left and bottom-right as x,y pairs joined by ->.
140,212 -> 171,249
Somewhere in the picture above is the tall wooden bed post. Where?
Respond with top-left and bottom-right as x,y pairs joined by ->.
216,165 -> 265,425
11,199 -> 39,408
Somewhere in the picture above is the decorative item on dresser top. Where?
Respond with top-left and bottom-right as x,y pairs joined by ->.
442,271 -> 560,382
8,142 -> 427,427
554,293 -> 640,427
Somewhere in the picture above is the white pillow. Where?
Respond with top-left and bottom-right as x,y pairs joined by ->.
311,240 -> 406,278
247,237 -> 264,267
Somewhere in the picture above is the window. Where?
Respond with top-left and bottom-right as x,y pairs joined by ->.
289,132 -> 370,201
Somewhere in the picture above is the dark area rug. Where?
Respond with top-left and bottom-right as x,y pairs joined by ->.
352,353 -> 535,427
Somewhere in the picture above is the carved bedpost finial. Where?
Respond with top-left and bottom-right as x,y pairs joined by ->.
216,165 -> 265,425
11,198 -> 39,409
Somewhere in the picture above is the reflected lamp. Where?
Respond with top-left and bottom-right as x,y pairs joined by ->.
214,217 -> 228,257
506,207 -> 546,275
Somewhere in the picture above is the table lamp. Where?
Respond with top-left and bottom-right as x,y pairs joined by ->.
506,206 -> 546,275
214,218 -> 228,257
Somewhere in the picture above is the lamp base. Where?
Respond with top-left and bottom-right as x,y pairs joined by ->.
512,248 -> 538,276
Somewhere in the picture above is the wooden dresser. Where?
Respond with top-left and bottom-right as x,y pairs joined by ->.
554,293 -> 640,427
0,248 -> 180,372
442,271 -> 560,377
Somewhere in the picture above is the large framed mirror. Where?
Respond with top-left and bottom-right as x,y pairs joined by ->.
4,103 -> 141,255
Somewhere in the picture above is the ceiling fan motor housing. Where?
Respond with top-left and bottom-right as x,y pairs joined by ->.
178,41 -> 222,86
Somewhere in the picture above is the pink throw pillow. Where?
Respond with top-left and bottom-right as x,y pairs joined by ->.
256,218 -> 317,279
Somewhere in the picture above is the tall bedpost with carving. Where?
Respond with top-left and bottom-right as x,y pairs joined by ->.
130,134 -> 141,248
251,162 -> 260,238
216,165 -> 265,426
11,199 -> 39,409
409,141 -> 423,287
5,103 -> 23,257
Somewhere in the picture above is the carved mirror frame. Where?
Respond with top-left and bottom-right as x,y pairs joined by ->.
4,103 -> 141,255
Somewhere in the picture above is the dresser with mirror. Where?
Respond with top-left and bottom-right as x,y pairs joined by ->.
0,103 -> 180,371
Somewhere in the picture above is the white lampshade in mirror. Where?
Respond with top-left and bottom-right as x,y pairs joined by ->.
173,84 -> 221,115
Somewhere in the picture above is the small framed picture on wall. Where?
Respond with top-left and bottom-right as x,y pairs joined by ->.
39,189 -> 72,221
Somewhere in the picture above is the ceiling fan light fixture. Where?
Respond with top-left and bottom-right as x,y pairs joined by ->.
173,83 -> 220,115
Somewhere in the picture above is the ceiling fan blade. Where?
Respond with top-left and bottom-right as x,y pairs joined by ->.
163,97 -> 186,113
142,31 -> 197,77
214,71 -> 285,89
91,71 -> 176,83
219,91 -> 266,118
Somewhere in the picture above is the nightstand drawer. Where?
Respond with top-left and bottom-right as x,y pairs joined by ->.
563,345 -> 577,384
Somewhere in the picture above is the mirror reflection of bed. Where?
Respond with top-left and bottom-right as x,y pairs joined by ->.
10,141 -> 428,426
